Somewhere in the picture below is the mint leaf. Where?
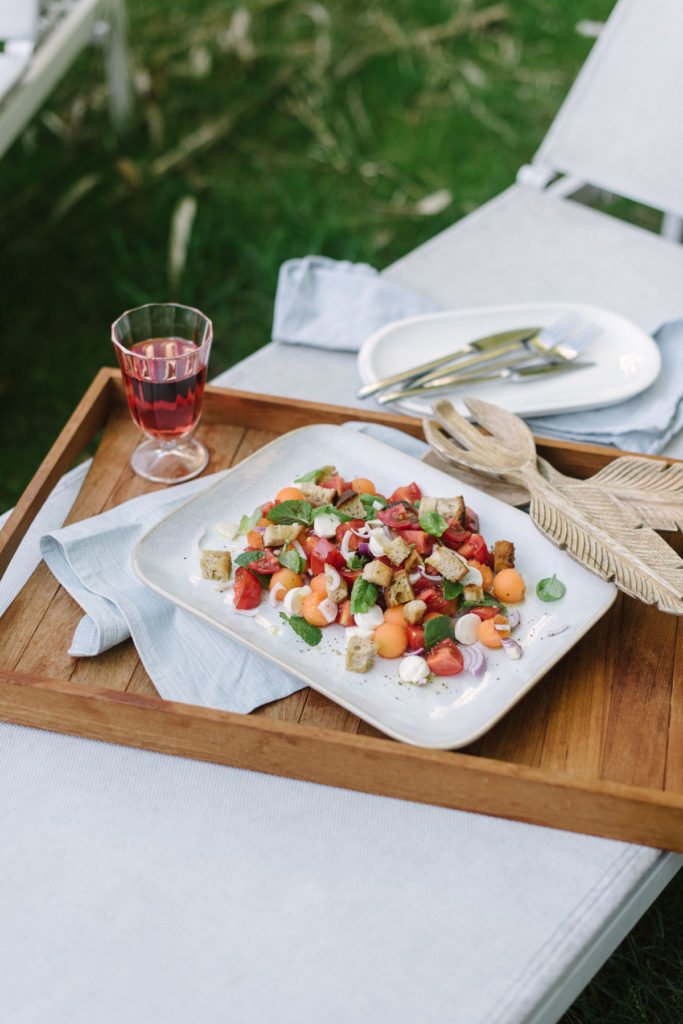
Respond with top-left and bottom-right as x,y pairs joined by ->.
314,504 -> 352,523
536,574 -> 566,602
443,579 -> 464,600
278,547 -> 306,574
279,612 -> 322,646
346,552 -> 369,570
294,465 -> 335,484
419,510 -> 448,537
360,493 -> 387,514
235,551 -> 266,568
350,577 -> 378,615
424,615 -> 454,650
238,508 -> 262,535
266,500 -> 314,526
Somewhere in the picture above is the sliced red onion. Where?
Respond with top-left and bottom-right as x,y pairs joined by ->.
340,530 -> 354,561
293,539 -> 306,559
501,637 -> 523,659
358,542 -> 372,558
351,525 -> 371,538
466,507 -> 479,531
408,647 -> 425,657
507,609 -> 521,630
318,597 -> 338,624
417,564 -> 442,582
460,644 -> 487,676
383,524 -> 397,540
494,623 -> 511,633
408,571 -> 421,584
546,624 -> 569,637
269,582 -> 286,607
253,525 -> 266,533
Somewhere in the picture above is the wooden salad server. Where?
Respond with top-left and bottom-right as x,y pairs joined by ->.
423,398 -> 683,615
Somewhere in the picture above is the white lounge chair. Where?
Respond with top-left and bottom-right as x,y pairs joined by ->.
224,0 -> 683,458
0,0 -> 132,161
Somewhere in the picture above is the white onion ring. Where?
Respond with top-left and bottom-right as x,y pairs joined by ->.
494,623 -> 511,633
351,525 -> 371,538
293,539 -> 306,559
318,597 -> 338,624
501,637 -> 523,659
253,525 -> 266,533
340,530 -> 354,561
507,609 -> 521,630
417,565 -> 442,582
269,582 -> 286,607
460,644 -> 487,676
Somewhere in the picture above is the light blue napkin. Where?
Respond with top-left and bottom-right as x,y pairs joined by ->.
272,255 -> 439,351
39,424 -> 429,714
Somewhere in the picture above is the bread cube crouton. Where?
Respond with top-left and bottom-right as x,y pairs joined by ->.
385,570 -> 415,607
403,599 -> 427,625
200,550 -> 232,581
324,565 -> 348,603
336,491 -> 367,519
362,560 -> 393,587
463,584 -> 484,604
299,482 -> 336,507
425,545 -> 469,582
419,496 -> 465,526
404,548 -> 424,574
383,535 -> 412,566
345,635 -> 377,673
263,524 -> 303,547
493,540 -> 515,573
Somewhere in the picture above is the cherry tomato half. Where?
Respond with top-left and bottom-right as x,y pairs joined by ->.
377,501 -> 419,530
389,482 -> 422,505
457,533 -> 490,564
400,529 -> 434,556
245,550 -> 281,574
233,567 -> 262,610
309,537 -> 347,575
335,519 -> 365,550
426,638 -> 464,677
406,625 -> 425,651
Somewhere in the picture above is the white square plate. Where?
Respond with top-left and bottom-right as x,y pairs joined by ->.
133,424 -> 617,748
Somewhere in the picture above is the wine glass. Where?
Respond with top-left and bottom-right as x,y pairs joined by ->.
112,303 -> 213,484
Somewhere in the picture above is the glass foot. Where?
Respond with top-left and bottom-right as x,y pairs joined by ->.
130,437 -> 209,484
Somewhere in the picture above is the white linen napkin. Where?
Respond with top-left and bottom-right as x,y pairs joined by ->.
272,255 -> 683,454
272,255 -> 439,351
39,424 -> 429,713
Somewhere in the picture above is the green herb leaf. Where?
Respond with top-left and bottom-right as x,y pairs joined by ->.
314,504 -> 352,523
278,547 -> 306,574
238,508 -> 262,535
294,465 -> 335,484
443,580 -> 464,600
419,510 -> 448,537
536,574 -> 566,602
266,500 -> 314,526
346,553 -> 369,570
424,615 -> 454,650
279,612 -> 322,647
235,551 -> 266,568
460,595 -> 507,616
350,577 -> 378,615
360,493 -> 387,514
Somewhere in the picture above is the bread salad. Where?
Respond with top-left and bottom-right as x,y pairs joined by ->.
199,466 -> 530,685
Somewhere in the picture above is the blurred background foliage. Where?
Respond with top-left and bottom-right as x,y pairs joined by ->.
1,3 -> 682,1020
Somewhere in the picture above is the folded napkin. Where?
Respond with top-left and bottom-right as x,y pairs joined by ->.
272,255 -> 439,351
273,255 -> 683,455
39,424 -> 428,714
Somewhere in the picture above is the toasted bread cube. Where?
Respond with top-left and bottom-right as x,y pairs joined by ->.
383,535 -> 412,566
324,565 -> 348,603
299,482 -> 336,507
362,560 -> 393,587
493,540 -> 515,573
200,550 -> 232,581
337,493 -> 366,519
403,599 -> 427,625
404,548 -> 424,574
385,570 -> 415,607
345,635 -> 377,673
425,545 -> 469,582
463,584 -> 484,604
419,496 -> 465,526
263,523 -> 303,547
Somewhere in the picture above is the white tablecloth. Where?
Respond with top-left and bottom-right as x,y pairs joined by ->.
0,362 -> 679,1024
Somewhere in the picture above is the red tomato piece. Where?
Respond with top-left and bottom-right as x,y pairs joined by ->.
400,529 -> 434,556
309,537 -> 346,574
261,501 -> 276,515
233,566 -> 262,609
470,606 -> 503,621
389,482 -> 422,505
322,474 -> 348,496
457,533 -> 489,564
441,527 -> 471,550
406,625 -> 425,651
377,502 -> 419,530
336,600 -> 355,627
465,507 -> 479,532
245,550 -> 281,574
340,566 -> 363,585
335,520 -> 365,550
426,638 -> 464,677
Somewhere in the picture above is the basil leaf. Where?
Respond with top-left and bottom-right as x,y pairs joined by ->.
266,500 -> 314,526
314,504 -> 352,523
350,577 -> 378,615
278,547 -> 306,574
235,551 -> 266,568
238,507 -> 262,535
443,580 -> 464,600
346,553 -> 369,570
419,510 -> 448,537
460,595 -> 507,616
536,574 -> 566,602
280,612 -> 322,647
360,493 -> 387,514
294,465 -> 335,484
424,615 -> 454,650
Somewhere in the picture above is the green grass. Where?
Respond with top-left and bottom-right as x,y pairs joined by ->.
1,2 -> 681,1018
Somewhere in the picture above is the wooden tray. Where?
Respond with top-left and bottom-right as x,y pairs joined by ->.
1,368 -> 682,851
